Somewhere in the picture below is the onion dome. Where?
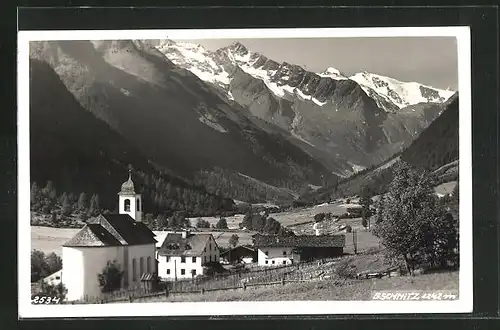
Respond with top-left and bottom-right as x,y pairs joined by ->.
120,169 -> 135,194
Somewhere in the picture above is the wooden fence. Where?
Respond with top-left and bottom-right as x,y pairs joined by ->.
69,257 -> 345,304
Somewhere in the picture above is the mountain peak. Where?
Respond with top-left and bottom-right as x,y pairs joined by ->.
228,41 -> 249,55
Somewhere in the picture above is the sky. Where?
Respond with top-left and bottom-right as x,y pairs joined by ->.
175,37 -> 458,90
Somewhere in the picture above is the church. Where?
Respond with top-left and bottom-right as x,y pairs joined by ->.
61,170 -> 157,301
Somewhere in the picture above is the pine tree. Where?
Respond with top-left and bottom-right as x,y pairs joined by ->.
88,195 -> 97,216
216,217 -> 228,229
92,194 -> 100,215
31,182 -> 40,209
61,193 -> 72,216
78,192 -> 87,212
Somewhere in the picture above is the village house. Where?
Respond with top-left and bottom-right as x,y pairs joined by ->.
61,170 -> 157,301
220,245 -> 257,264
156,231 -> 220,280
43,270 -> 62,287
253,234 -> 345,266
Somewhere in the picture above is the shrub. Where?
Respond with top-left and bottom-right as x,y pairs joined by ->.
98,261 -> 124,293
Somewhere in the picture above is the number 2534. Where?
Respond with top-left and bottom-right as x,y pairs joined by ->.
31,296 -> 61,304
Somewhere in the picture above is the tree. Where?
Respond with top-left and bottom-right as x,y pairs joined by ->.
239,208 -> 254,229
98,260 -> 124,293
277,226 -> 295,237
45,252 -> 62,275
51,212 -> 59,225
216,217 -> 228,229
372,162 -> 457,275
314,213 -> 326,222
61,193 -> 72,216
196,218 -> 210,228
78,192 -> 87,212
229,234 -> 239,248
31,182 -> 40,210
36,282 -> 67,303
167,215 -> 178,228
88,194 -> 100,216
154,214 -> 167,229
263,217 -> 281,235
31,250 -> 49,282
359,186 -> 373,228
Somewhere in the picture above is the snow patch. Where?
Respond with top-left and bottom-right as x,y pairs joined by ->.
120,88 -> 131,96
317,67 -> 348,80
198,114 -> 228,133
350,71 -> 456,109
348,162 -> 366,173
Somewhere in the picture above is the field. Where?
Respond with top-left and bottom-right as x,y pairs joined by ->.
31,199 -> 380,255
31,226 -> 80,255
434,181 -> 457,197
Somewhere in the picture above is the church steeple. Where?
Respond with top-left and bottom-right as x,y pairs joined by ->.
118,166 -> 142,222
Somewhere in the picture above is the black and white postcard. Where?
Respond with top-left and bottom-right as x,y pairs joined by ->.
18,27 -> 472,317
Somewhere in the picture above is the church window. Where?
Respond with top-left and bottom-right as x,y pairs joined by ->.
140,257 -> 144,276
137,198 -> 140,211
132,258 -> 137,281
147,257 -> 151,273
124,199 -> 131,212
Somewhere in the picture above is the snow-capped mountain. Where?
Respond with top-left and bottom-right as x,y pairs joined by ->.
317,67 -> 348,80
350,71 -> 456,110
153,40 -> 456,175
155,40 -> 454,113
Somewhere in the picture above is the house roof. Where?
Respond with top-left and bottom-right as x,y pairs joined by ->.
63,214 -> 156,247
157,232 -> 213,257
252,234 -> 345,248
220,245 -> 256,257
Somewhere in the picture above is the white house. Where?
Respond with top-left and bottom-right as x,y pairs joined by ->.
62,170 -> 157,301
253,234 -> 345,266
156,231 -> 219,280
43,270 -> 62,287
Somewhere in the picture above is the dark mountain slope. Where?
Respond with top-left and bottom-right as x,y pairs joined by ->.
30,58 -> 236,215
30,40 -> 337,204
300,94 -> 459,202
400,94 -> 459,170
30,58 -> 152,209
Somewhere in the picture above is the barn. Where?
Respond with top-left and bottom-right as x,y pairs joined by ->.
253,234 -> 345,266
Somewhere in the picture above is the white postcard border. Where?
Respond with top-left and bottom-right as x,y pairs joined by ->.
18,26 -> 472,318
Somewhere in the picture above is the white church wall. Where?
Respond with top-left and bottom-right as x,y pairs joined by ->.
127,243 -> 156,288
62,247 -> 84,301
81,246 -> 124,300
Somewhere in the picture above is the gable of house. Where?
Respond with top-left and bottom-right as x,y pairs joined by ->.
157,233 -> 214,257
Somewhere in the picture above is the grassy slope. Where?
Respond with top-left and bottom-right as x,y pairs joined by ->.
135,271 -> 458,302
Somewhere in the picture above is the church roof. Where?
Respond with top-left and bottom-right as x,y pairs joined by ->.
63,214 -> 156,248
157,232 -> 214,257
